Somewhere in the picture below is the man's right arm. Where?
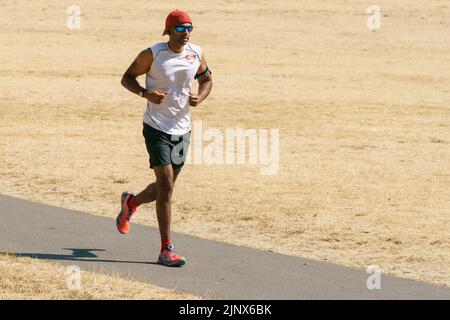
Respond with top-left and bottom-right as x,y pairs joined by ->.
121,49 -> 167,104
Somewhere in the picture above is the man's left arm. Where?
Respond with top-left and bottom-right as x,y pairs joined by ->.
189,53 -> 212,107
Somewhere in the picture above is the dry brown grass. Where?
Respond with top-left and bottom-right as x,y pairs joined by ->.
0,253 -> 199,300
1,0 -> 449,293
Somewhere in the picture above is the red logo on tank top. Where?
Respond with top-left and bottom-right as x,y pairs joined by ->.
185,54 -> 195,64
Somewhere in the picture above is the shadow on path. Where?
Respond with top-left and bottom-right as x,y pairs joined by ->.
13,248 -> 158,265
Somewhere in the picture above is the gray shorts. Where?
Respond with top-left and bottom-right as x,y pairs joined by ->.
142,122 -> 190,172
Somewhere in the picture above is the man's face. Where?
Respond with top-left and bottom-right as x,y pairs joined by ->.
169,23 -> 193,46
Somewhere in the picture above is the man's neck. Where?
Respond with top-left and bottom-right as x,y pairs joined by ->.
167,41 -> 184,53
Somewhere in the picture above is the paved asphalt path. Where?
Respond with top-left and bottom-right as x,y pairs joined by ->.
1,194 -> 449,299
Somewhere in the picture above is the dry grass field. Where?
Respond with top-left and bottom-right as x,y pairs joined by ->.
0,252 -> 198,299
1,0 -> 449,297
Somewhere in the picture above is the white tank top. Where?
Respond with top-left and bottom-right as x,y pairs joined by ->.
143,42 -> 202,135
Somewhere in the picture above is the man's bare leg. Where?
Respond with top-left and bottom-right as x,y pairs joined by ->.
152,164 -> 186,265
133,169 -> 180,206
129,164 -> 185,265
152,164 -> 175,242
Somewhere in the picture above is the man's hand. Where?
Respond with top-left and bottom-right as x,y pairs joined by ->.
145,90 -> 167,104
189,91 -> 201,107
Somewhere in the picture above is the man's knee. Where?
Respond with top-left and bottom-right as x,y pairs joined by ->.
158,176 -> 173,190
156,171 -> 174,197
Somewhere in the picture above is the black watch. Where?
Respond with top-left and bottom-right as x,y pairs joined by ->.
139,89 -> 148,97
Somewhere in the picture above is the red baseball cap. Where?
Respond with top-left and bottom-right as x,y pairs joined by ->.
162,9 -> 192,36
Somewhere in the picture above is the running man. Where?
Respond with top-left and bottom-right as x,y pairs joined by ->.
116,9 -> 213,267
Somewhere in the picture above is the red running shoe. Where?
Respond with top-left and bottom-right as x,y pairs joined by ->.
116,192 -> 135,234
158,243 -> 186,267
